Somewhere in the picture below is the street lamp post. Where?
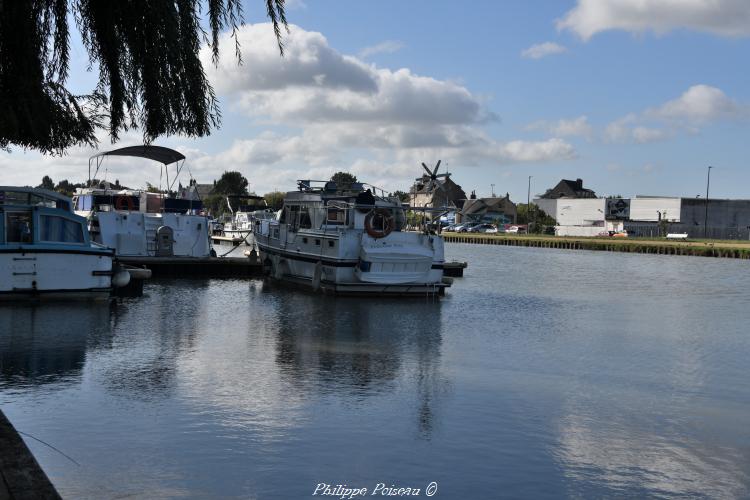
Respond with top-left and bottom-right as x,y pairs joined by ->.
704,166 -> 713,238
527,176 -> 532,231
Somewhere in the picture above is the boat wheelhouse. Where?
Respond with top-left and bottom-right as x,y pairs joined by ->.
0,187 -> 120,299
73,146 -> 211,258
253,180 -> 450,296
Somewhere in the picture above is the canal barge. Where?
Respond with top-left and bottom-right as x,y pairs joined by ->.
0,187 -> 128,299
253,180 -> 450,296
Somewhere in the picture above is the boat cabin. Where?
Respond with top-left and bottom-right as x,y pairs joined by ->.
275,180 -> 406,233
73,188 -> 203,215
0,187 -> 91,247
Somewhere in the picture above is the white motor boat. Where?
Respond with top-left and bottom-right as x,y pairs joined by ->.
253,180 -> 450,296
0,187 -> 129,300
73,146 -> 211,258
221,195 -> 275,246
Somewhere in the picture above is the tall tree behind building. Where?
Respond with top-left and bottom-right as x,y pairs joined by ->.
330,172 -> 358,189
213,171 -> 249,195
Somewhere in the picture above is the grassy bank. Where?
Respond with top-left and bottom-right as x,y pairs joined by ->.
442,233 -> 750,259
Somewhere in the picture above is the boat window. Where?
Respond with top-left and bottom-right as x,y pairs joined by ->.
302,237 -> 308,244
29,194 -> 57,208
75,195 -> 93,211
315,239 -> 320,245
1,191 -> 31,206
299,208 -> 312,229
326,208 -> 346,225
328,240 -> 335,248
6,212 -> 33,243
40,215 -> 84,243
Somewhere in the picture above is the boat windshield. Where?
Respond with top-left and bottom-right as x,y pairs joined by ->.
0,190 -> 64,209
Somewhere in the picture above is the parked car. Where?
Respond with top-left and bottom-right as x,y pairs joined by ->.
505,225 -> 527,234
457,223 -> 481,233
468,223 -> 498,233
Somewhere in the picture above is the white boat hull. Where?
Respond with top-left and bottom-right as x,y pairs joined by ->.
0,249 -> 114,300
256,229 -> 447,296
87,211 -> 211,257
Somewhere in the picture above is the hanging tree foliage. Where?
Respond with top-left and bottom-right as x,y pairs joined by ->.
0,1 -> 287,154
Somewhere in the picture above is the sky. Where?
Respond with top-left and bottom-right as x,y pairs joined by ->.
2,0 -> 750,201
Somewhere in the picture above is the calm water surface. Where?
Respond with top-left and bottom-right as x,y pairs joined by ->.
1,244 -> 749,499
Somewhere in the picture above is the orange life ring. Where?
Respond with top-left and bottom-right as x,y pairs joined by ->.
364,208 -> 395,239
115,195 -> 136,211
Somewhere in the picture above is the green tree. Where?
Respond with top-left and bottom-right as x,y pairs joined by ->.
213,171 -> 249,195
391,190 -> 410,203
330,171 -> 357,189
263,191 -> 285,210
37,175 -> 55,190
0,1 -> 288,154
203,194 -> 228,216
517,203 -> 556,233
55,179 -> 74,197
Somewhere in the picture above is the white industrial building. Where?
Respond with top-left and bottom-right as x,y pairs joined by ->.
535,198 -> 622,236
629,196 -> 681,222
534,196 -> 682,236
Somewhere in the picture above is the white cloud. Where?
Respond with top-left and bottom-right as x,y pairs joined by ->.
645,84 -> 747,123
558,0 -> 750,40
499,138 -> 577,162
604,114 -> 670,143
204,24 -> 377,94
358,40 -> 405,59
194,23 -> 576,192
604,84 -> 747,144
521,42 -> 568,59
526,116 -> 592,139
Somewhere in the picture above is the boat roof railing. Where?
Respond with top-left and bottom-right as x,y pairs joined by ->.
296,179 -> 393,199
88,145 -> 187,193
0,186 -> 72,211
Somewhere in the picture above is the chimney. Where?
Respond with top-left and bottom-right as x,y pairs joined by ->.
576,178 -> 583,189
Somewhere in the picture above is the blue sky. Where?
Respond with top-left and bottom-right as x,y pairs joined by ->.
3,0 -> 750,201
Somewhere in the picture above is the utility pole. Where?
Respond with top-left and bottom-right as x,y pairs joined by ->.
704,166 -> 713,238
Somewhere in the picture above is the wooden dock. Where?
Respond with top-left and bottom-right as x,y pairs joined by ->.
0,410 -> 61,500
442,233 -> 750,259
117,256 -> 264,278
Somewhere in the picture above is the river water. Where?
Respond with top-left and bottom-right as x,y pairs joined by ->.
1,244 -> 749,499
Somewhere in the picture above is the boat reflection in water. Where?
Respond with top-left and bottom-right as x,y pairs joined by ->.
0,303 -> 112,389
176,280 -> 447,443
271,286 -> 446,437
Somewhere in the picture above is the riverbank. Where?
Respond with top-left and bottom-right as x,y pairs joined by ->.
442,233 -> 750,259
0,409 -> 61,499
